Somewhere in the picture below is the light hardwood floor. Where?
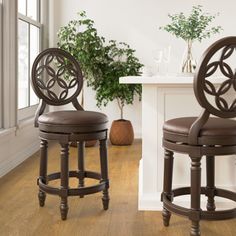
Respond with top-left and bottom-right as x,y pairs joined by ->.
0,140 -> 235,236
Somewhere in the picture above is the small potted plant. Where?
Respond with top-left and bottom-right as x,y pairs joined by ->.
160,5 -> 222,73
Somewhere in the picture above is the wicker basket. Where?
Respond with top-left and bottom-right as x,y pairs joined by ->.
109,119 -> 134,145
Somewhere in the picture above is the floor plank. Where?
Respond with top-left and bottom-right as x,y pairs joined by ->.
0,140 -> 235,235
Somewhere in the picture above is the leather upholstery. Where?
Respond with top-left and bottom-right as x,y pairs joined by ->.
38,110 -> 108,133
163,117 -> 236,145
164,117 -> 236,136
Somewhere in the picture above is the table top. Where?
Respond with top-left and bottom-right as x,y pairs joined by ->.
119,74 -> 224,86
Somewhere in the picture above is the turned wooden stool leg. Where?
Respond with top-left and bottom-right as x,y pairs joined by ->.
78,141 -> 85,198
60,143 -> 69,220
190,156 -> 202,236
99,139 -> 110,210
162,149 -> 174,227
206,156 -> 216,211
38,139 -> 48,207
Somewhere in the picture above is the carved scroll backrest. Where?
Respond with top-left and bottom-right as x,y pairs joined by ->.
31,48 -> 83,106
194,37 -> 236,118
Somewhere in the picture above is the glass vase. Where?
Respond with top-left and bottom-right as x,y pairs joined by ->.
181,39 -> 196,74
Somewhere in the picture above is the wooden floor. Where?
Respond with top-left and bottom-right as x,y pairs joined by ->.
0,140 -> 235,236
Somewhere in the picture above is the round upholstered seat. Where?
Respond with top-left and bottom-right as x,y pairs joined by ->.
38,110 -> 108,133
163,117 -> 236,145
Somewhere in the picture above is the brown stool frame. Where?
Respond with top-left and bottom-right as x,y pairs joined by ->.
31,48 -> 110,220
162,37 -> 236,236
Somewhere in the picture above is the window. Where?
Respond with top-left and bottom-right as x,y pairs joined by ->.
18,0 -> 41,120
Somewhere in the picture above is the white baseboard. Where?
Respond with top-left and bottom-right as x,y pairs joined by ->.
0,141 -> 39,177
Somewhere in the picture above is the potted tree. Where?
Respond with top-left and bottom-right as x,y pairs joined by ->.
94,40 -> 143,145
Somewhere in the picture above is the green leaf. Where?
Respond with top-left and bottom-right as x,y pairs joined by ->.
160,5 -> 222,42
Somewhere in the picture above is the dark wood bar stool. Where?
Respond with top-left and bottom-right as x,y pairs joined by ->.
162,37 -> 236,236
31,48 -> 110,220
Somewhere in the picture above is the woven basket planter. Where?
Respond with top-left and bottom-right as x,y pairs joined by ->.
109,119 -> 134,145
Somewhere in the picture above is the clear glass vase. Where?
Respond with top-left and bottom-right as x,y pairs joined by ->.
181,40 -> 196,74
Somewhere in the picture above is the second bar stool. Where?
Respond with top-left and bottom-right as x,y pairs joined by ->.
31,48 -> 110,220
161,37 -> 236,236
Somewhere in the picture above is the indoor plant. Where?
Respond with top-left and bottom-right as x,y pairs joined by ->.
57,11 -> 143,146
160,5 -> 222,73
95,40 -> 143,145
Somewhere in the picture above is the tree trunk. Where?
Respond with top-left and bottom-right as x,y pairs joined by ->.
117,99 -> 124,120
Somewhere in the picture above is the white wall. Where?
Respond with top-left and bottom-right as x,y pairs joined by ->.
0,120 -> 39,177
50,0 -> 236,137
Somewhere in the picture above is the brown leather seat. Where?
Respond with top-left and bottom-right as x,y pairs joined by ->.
163,117 -> 236,145
38,111 -> 108,133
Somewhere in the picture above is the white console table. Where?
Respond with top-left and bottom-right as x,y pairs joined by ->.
120,75 -> 236,210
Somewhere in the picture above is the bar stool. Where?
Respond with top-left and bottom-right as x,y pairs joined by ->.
31,48 -> 110,220
162,37 -> 236,236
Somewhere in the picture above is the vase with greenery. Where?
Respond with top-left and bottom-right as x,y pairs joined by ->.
57,11 -> 143,145
160,5 -> 222,73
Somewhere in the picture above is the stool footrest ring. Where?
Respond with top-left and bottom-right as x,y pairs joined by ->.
38,170 -> 106,197
162,187 -> 236,221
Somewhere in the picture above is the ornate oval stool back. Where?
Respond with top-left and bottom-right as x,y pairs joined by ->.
188,37 -> 236,145
162,37 -> 236,236
31,48 -> 84,126
194,36 -> 236,118
32,48 -> 83,105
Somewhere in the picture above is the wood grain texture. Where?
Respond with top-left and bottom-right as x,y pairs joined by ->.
0,140 -> 235,236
